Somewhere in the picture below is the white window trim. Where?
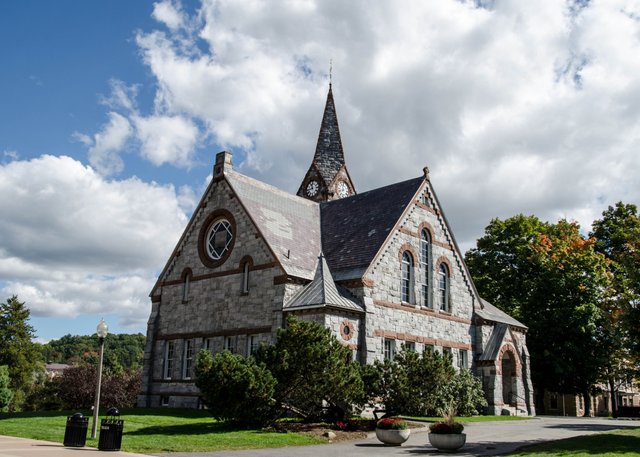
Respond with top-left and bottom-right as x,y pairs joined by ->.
182,339 -> 194,380
163,341 -> 174,380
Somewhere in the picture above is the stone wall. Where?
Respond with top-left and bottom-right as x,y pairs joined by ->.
360,185 -> 474,365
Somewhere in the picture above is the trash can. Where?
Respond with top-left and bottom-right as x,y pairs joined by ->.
63,412 -> 88,447
98,407 -> 124,451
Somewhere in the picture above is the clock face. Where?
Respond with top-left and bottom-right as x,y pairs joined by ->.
306,180 -> 319,197
337,181 -> 349,198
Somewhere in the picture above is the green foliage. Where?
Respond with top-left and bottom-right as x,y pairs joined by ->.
255,317 -> 365,422
23,377 -> 63,411
465,216 -> 611,402
442,369 -> 488,416
590,202 -> 640,415
0,296 -> 42,411
195,349 -> 276,426
0,365 -> 14,412
367,347 -> 460,416
39,333 -> 146,371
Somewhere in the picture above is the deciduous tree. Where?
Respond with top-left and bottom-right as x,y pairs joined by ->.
466,217 -> 610,415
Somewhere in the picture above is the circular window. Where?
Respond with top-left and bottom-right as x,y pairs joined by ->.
206,219 -> 233,260
198,210 -> 236,268
340,320 -> 355,341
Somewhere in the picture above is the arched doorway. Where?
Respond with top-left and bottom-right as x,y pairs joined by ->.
502,352 -> 514,404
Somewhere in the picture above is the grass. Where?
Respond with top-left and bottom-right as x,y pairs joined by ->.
515,427 -> 640,456
403,414 -> 535,423
0,408 -> 325,453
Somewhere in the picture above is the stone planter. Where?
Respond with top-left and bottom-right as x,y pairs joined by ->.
375,428 -> 411,446
428,432 -> 466,451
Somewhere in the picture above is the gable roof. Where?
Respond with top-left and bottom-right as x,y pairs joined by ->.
476,298 -> 527,328
313,85 -> 346,186
226,170 -> 321,280
320,176 -> 424,280
284,253 -> 364,313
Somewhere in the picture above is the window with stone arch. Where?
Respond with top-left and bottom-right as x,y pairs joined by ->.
239,256 -> 253,295
420,229 -> 432,308
437,262 -> 450,312
181,268 -> 192,304
401,251 -> 414,303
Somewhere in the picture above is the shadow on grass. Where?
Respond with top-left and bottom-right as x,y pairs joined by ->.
125,421 -> 263,436
516,429 -> 640,455
545,422 -> 637,432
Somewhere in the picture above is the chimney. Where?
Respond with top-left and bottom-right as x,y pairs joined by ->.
213,151 -> 232,181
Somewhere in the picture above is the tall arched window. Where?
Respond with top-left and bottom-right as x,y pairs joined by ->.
181,269 -> 192,303
241,261 -> 250,294
438,263 -> 449,311
420,229 -> 431,308
401,251 -> 414,303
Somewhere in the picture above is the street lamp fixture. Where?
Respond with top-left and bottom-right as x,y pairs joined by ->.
91,319 -> 108,439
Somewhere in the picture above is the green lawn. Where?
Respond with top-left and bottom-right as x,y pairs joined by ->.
0,409 -> 325,453
515,427 -> 640,456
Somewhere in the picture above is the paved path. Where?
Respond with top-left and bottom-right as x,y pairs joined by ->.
0,417 -> 637,457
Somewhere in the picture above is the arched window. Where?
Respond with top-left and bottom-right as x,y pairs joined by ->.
241,261 -> 250,294
401,251 -> 414,303
181,269 -> 192,303
438,263 -> 449,311
420,229 -> 431,308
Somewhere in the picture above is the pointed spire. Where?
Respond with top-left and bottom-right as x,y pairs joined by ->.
297,83 -> 356,201
312,85 -> 345,181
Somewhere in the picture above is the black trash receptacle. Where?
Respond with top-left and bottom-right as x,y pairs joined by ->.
98,408 -> 124,451
63,413 -> 88,447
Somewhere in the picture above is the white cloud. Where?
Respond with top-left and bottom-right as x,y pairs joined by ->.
133,114 -> 199,167
84,112 -> 133,176
152,0 -> 186,31
0,155 -> 188,325
131,0 -> 640,249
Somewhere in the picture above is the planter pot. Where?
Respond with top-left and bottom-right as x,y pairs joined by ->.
428,433 -> 466,451
375,428 -> 411,446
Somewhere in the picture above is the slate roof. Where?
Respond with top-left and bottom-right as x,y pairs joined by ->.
313,85 -> 345,185
320,176 -> 424,279
284,254 -> 364,313
476,299 -> 527,328
478,323 -> 509,362
226,171 -> 321,280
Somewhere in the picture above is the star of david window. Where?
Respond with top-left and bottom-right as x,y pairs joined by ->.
198,210 -> 236,268
206,219 -> 233,260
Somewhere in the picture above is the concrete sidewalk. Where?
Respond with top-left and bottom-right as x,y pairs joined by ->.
0,417 -> 637,457
0,435 -> 148,457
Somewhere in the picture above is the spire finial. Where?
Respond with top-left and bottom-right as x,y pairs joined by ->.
329,59 -> 333,87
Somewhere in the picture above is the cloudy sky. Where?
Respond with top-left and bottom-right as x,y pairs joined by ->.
1,0 -> 639,342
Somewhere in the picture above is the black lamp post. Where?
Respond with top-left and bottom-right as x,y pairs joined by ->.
91,319 -> 108,439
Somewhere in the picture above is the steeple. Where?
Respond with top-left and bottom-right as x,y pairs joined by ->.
297,84 -> 356,202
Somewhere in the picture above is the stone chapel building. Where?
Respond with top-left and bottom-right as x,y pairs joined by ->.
138,85 -> 536,416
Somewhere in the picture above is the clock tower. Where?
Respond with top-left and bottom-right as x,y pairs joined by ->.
297,84 -> 356,202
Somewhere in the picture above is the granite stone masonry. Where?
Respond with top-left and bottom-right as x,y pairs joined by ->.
138,86 -> 535,415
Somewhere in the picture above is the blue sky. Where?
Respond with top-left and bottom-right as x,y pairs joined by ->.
1,0 -> 639,342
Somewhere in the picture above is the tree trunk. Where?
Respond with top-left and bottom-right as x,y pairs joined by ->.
609,377 -> 618,418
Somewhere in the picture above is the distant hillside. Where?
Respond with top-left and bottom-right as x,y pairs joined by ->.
39,333 -> 146,371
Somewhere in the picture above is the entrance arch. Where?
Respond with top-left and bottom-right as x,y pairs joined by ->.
501,352 -> 514,404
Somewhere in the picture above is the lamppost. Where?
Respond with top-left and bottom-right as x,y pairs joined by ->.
91,319 -> 108,439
